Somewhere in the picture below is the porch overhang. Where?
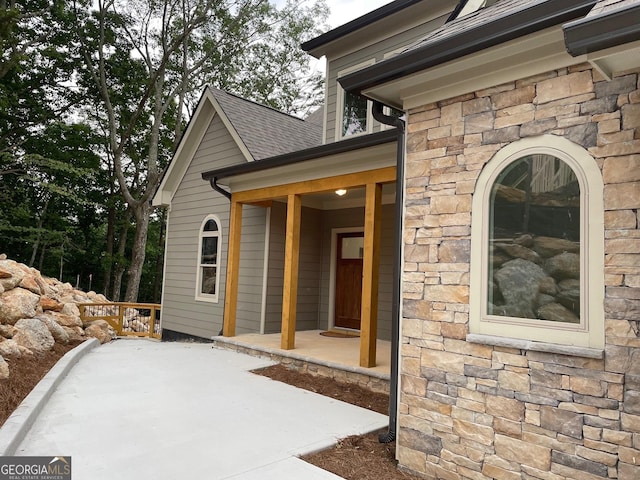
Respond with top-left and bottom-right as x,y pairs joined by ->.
201,129 -> 397,187
205,133 -> 399,369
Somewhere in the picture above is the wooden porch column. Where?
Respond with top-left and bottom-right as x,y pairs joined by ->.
360,183 -> 382,367
223,200 -> 243,337
281,194 -> 302,350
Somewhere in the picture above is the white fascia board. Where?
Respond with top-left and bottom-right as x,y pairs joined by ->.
152,92 -> 216,207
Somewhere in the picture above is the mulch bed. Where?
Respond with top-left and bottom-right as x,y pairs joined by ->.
0,341 -> 81,427
253,363 -> 422,480
253,364 -> 389,414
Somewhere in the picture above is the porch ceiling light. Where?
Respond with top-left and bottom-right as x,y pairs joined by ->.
335,189 -> 347,196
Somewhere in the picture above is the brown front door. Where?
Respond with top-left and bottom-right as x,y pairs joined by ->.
334,232 -> 364,330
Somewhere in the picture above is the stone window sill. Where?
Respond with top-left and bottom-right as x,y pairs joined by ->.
466,333 -> 604,359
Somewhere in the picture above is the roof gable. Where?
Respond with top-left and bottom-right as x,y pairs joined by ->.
153,88 -> 321,206
209,88 -> 321,161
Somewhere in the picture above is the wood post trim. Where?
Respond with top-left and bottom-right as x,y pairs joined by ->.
360,183 -> 382,368
223,200 -> 243,337
281,194 -> 302,350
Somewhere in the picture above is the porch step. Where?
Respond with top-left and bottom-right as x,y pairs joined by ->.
212,335 -> 390,394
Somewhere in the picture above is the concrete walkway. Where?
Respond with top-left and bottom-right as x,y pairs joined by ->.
11,339 -> 387,479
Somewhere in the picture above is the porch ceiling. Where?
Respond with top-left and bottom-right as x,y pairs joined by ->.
280,183 -> 396,210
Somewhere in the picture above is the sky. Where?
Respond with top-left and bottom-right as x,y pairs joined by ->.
325,0 -> 394,28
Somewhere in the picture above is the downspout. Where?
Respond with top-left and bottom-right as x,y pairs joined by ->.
372,101 -> 404,444
210,177 -> 232,201
209,177 -> 231,335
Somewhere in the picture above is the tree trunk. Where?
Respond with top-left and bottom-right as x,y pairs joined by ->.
103,205 -> 116,297
124,201 -> 151,302
37,243 -> 46,272
111,209 -> 131,301
29,196 -> 49,266
112,264 -> 125,302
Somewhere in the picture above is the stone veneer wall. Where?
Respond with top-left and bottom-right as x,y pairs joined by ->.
399,64 -> 640,479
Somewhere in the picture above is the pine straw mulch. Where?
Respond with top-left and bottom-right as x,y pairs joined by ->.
0,340 -> 82,427
253,364 -> 421,480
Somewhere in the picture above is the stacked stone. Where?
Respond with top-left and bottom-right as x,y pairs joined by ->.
399,65 -> 640,479
0,255 -> 116,379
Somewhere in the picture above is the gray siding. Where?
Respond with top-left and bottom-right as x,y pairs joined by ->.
162,114 -> 267,339
298,207 -> 323,330
325,14 -> 449,143
264,203 -> 323,333
264,202 -> 285,334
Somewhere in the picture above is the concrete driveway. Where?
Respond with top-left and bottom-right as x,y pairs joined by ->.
12,339 -> 387,479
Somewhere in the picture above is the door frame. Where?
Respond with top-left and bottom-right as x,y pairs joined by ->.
328,226 -> 364,331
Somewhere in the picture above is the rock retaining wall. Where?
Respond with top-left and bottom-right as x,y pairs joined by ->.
0,255 -> 116,379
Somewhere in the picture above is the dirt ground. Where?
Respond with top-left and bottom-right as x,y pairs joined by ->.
254,364 -> 421,480
1,345 -> 420,479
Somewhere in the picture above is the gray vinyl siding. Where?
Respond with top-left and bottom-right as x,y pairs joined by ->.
264,203 -> 285,334
324,13 -> 450,144
298,207 -> 323,330
161,114 -> 266,339
264,203 -> 323,333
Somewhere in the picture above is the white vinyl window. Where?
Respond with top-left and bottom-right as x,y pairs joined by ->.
469,135 -> 604,351
336,60 -> 374,139
196,215 -> 221,303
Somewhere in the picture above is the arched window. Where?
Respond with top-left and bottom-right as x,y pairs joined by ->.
196,215 -> 221,302
469,135 -> 604,351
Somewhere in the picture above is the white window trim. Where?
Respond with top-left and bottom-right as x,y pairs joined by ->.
469,135 -> 604,351
336,59 -> 375,140
195,214 -> 222,303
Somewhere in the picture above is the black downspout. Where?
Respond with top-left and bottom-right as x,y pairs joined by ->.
209,177 -> 231,335
210,177 -> 232,201
372,101 -> 404,444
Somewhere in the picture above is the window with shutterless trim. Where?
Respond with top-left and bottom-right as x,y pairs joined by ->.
469,135 -> 604,350
336,60 -> 375,139
195,215 -> 221,303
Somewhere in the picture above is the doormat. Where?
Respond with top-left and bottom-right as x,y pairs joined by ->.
320,330 -> 360,338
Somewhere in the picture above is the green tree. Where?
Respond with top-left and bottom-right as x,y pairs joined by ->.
71,0 -> 328,301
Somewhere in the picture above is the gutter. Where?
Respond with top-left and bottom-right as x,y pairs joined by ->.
371,101 -> 405,444
339,0 -> 597,96
563,2 -> 640,56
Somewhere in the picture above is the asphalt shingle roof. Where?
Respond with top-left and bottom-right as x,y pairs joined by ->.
208,87 -> 322,161
406,0 -> 551,53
